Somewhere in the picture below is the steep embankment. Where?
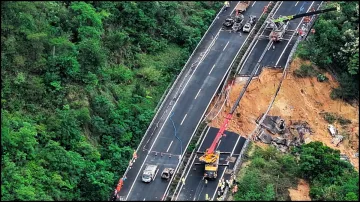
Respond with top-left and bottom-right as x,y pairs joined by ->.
209,58 -> 359,170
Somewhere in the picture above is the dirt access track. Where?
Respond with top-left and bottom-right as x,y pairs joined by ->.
208,58 -> 359,170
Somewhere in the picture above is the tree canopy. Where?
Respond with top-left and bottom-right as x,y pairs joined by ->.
1,1 -> 222,200
296,1 -> 359,101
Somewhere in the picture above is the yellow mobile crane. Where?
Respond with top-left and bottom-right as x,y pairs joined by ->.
199,85 -> 246,179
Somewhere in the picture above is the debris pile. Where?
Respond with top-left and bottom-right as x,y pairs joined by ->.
254,115 -> 313,152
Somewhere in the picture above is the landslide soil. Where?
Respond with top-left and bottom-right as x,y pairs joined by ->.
208,57 -> 359,171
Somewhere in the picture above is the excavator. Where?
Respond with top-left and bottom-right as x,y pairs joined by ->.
265,4 -> 340,42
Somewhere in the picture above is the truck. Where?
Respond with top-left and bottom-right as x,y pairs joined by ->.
242,15 -> 257,32
236,1 -> 251,13
201,151 -> 220,179
267,6 -> 339,42
142,164 -> 159,183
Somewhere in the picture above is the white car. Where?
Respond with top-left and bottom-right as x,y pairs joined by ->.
242,23 -> 251,32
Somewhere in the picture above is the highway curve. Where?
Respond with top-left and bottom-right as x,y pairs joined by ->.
116,1 -> 268,201
174,1 -> 320,201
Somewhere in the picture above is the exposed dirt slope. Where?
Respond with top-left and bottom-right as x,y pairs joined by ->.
208,58 -> 359,170
288,179 -> 311,201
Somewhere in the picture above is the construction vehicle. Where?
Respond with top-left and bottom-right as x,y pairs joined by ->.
198,78 -> 250,179
142,164 -> 159,183
242,15 -> 257,32
161,168 -> 174,180
265,5 -> 339,42
236,1 -> 251,13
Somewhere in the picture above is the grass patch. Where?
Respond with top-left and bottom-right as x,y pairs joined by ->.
294,63 -> 319,77
323,112 -> 337,124
322,112 -> 352,125
337,116 -> 352,125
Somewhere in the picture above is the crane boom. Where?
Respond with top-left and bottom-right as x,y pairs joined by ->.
273,7 -> 337,23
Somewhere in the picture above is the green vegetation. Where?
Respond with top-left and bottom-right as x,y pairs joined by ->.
296,1 -> 359,101
317,73 -> 328,82
234,145 -> 299,201
322,112 -> 352,125
293,63 -> 319,78
234,142 -> 359,201
323,112 -> 337,124
1,1 -> 222,200
293,142 -> 358,201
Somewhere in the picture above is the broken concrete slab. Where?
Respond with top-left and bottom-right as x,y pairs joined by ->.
332,135 -> 344,146
271,142 -> 288,153
278,145 -> 288,153
327,124 -> 337,137
304,137 -> 312,144
258,131 -> 273,144
259,114 -> 284,135
340,154 -> 350,162
273,137 -> 286,145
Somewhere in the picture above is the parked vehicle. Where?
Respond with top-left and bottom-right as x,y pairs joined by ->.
142,164 -> 159,183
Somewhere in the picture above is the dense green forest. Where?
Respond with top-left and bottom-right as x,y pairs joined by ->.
1,1 -> 222,200
234,142 -> 359,201
296,1 -> 359,101
233,2 -> 359,200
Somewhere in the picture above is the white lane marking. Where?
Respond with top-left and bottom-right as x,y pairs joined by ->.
195,89 -> 202,99
252,1 -> 256,7
125,29 -> 219,200
180,114 -> 187,126
154,168 -> 160,181
238,0 -> 284,74
223,41 -> 229,51
166,141 -> 174,152
165,40 -> 238,200
209,64 -> 216,75
230,2 -> 240,15
295,1 -> 299,6
175,127 -> 211,201
197,127 -> 211,153
127,2 -> 243,200
217,140 -> 222,150
238,39 -> 259,73
211,135 -> 241,201
164,3 -> 248,197
178,29 -> 221,99
267,41 -> 273,50
231,136 -> 241,156
275,1 -> 315,66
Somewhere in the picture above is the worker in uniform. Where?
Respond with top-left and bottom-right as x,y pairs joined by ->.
182,177 -> 186,185
205,179 -> 208,187
205,193 -> 210,201
224,1 -> 230,12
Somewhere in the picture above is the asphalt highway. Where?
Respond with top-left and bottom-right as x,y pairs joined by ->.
175,127 -> 246,201
238,1 -> 320,76
117,1 -> 268,201
175,1 -> 322,201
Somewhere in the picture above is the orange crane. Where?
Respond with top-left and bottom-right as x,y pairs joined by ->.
199,76 -> 252,179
